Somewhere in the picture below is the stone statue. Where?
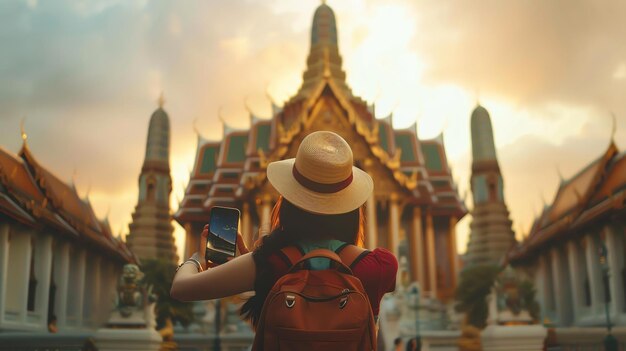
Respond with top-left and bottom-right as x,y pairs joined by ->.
116,264 -> 156,318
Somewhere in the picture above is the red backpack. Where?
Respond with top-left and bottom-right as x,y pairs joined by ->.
252,246 -> 377,351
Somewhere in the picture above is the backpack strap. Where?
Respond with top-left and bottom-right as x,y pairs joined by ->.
337,245 -> 371,269
279,244 -> 369,268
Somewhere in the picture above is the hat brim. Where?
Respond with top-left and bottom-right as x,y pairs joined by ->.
266,158 -> 374,215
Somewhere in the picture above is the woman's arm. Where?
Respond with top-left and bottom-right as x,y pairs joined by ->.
170,253 -> 256,301
170,224 -> 255,301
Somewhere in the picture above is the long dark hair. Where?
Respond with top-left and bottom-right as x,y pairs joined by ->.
240,196 -> 365,327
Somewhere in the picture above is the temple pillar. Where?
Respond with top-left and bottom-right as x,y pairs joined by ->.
365,195 -> 378,249
605,225 -> 624,316
448,216 -> 459,288
0,224 -> 8,322
425,210 -> 437,297
259,195 -> 272,237
388,193 -> 400,259
241,202 -> 252,250
36,234 -> 53,329
551,248 -> 572,325
584,235 -> 603,315
54,242 -> 70,328
566,240 -> 583,320
408,207 -> 424,285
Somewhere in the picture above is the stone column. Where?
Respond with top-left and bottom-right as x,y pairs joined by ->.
566,240 -> 583,321
74,249 -> 87,327
365,195 -> 378,249
259,195 -> 272,237
535,255 -> 547,318
54,242 -> 70,328
408,207 -> 424,284
388,193 -> 400,259
91,256 -> 102,328
14,231 -> 32,323
0,224 -> 9,322
241,202 -> 252,249
551,248 -> 572,325
448,216 -> 459,289
584,235 -> 603,315
36,235 -> 53,329
605,225 -> 624,316
425,210 -> 437,297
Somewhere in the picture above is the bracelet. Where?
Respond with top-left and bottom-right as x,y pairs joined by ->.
176,258 -> 203,273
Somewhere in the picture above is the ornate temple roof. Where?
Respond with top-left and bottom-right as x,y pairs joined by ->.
175,2 -> 467,223
0,143 -> 136,263
508,141 -> 624,263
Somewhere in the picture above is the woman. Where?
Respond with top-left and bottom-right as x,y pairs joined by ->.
171,131 -> 398,327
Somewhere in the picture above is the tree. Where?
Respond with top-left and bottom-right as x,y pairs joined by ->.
141,258 -> 194,329
455,264 -> 500,329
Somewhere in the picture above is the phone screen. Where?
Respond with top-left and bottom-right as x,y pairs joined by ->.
206,206 -> 240,264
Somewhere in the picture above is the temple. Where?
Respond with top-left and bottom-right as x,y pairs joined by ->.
175,2 -> 466,301
508,139 -> 626,345
125,97 -> 178,264
464,105 -> 516,267
0,137 -> 135,333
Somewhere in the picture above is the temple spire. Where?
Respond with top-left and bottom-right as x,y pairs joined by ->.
465,104 -> 516,268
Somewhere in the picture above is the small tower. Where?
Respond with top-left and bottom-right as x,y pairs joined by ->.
465,105 -> 516,267
126,96 -> 178,264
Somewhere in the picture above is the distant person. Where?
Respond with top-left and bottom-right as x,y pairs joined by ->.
394,337 -> 404,351
406,337 -> 420,351
172,131 -> 398,350
47,314 -> 57,333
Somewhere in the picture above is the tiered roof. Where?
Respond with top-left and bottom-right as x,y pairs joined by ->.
0,143 -> 136,263
508,141 -> 625,263
175,3 -> 466,223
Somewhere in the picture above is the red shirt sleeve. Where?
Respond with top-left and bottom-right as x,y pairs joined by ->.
351,248 -> 398,316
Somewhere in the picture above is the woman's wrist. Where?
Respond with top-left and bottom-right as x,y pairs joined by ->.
176,253 -> 204,273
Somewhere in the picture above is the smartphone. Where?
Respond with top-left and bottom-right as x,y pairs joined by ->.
206,206 -> 240,265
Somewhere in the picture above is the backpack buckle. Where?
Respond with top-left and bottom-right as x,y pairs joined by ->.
285,294 -> 296,308
339,296 -> 349,309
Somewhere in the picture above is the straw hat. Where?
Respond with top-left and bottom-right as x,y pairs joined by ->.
267,131 -> 373,215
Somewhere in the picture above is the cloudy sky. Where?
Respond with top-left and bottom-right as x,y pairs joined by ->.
1,0 -> 625,260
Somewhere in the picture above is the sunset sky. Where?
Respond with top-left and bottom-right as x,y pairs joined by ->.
1,0 -> 625,261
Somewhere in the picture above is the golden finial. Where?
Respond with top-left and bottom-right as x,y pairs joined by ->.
556,164 -> 564,182
217,106 -> 226,124
244,96 -> 254,115
321,0 -> 327,5
610,111 -> 617,141
20,118 -> 27,142
158,92 -> 165,108
192,118 -> 200,136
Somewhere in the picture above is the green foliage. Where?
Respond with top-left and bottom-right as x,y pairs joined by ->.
455,264 -> 500,329
518,280 -> 540,322
141,259 -> 194,329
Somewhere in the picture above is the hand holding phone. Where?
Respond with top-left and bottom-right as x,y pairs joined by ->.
205,206 -> 240,265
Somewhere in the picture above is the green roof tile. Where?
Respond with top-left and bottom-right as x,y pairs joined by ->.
422,144 -> 443,171
200,146 -> 219,174
394,134 -> 416,162
256,124 -> 271,152
227,135 -> 248,163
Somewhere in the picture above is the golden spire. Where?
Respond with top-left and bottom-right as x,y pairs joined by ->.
20,118 -> 27,142
158,92 -> 165,108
